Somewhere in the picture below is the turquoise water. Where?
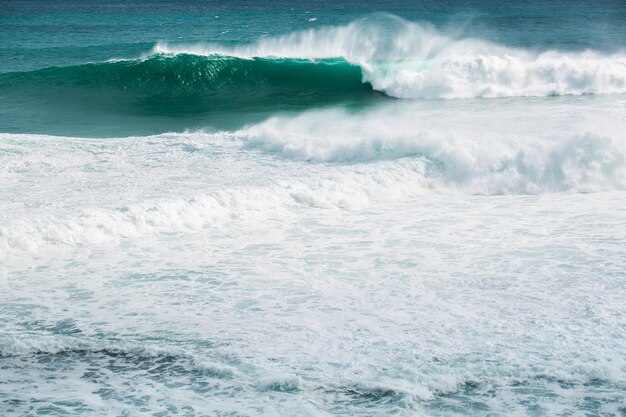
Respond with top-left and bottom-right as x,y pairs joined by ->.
1,1 -> 626,416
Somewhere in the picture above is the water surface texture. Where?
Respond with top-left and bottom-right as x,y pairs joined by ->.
1,1 -> 626,416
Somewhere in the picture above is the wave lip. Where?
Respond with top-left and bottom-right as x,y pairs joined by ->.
155,15 -> 626,99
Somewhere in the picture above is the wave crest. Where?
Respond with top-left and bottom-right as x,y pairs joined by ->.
155,15 -> 626,99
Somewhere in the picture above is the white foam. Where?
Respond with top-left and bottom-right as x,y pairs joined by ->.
0,132 -> 430,258
257,374 -> 303,392
0,163 -> 429,255
197,361 -> 238,379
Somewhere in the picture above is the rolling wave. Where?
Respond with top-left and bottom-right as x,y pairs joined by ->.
2,14 -> 625,126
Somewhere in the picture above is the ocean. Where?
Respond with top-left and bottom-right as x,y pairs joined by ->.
1,0 -> 625,416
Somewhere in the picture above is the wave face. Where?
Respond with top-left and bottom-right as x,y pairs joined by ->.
1,54 -> 373,103
0,54 -> 376,130
155,15 -> 626,99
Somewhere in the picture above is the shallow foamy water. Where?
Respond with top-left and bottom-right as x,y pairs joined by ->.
2,96 -> 625,416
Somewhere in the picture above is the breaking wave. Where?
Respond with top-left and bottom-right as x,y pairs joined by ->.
2,13 -> 625,127
155,15 -> 626,99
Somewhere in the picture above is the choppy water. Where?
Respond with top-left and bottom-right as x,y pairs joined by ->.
1,1 -> 626,416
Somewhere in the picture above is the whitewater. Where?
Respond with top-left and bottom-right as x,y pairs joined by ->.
1,9 -> 626,417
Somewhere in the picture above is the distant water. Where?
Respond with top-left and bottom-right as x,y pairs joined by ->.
1,1 -> 625,416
